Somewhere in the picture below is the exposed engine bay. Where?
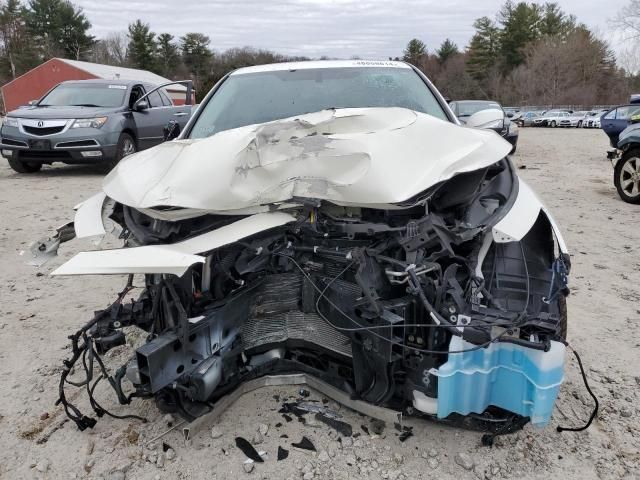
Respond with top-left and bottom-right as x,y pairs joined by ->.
38,108 -> 571,441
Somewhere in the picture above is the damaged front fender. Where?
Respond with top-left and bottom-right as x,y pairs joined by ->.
492,178 -> 568,255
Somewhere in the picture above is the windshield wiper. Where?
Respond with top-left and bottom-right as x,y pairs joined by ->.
71,104 -> 101,107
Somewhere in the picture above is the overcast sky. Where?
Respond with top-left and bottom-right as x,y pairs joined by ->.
74,0 -> 627,59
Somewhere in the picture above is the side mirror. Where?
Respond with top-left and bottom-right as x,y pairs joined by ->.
163,120 -> 180,141
135,100 -> 149,111
465,109 -> 504,129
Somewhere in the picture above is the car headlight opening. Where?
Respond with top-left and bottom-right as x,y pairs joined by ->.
2,117 -> 19,128
71,117 -> 108,129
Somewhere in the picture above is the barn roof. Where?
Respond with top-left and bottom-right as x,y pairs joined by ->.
58,59 -> 187,91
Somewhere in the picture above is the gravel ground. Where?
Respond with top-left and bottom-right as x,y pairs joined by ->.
0,128 -> 638,480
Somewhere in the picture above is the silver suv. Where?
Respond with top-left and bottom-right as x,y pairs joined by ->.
0,79 -> 192,173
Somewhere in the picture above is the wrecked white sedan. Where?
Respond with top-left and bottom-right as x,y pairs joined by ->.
39,61 -> 573,443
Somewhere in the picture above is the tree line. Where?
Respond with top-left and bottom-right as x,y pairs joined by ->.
401,2 -> 638,106
0,0 -> 637,107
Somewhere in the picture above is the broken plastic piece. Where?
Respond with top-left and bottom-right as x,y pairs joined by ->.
235,437 -> 264,462
22,222 -> 75,266
277,446 -> 289,461
291,436 -> 316,451
314,413 -> 353,437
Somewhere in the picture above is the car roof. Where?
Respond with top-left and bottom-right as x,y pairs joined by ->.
58,79 -> 139,87
230,60 -> 412,75
455,100 -> 501,104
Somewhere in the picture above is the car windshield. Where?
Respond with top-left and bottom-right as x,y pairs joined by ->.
187,67 -> 448,139
39,83 -> 127,108
455,101 -> 502,117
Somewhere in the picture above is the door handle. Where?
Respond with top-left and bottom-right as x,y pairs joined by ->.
173,112 -> 188,117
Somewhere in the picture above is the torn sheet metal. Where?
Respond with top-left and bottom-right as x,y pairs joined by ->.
74,192 -> 107,238
103,107 -> 512,212
51,211 -> 296,276
492,178 -> 568,254
22,222 -> 76,266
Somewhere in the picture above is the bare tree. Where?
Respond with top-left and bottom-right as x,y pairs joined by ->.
613,0 -> 640,40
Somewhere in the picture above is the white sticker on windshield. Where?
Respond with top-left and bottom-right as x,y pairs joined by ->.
108,85 -> 127,89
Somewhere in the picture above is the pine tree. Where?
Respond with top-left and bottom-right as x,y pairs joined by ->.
127,20 -> 157,71
180,32 -> 211,87
402,38 -> 426,65
436,39 -> 459,64
466,17 -> 500,80
25,0 -> 93,61
157,33 -> 179,78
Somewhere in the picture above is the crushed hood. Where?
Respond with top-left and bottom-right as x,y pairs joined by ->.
103,107 -> 512,212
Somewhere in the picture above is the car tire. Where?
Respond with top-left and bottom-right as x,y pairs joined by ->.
7,157 -> 42,174
577,121 -> 582,128
103,133 -> 136,172
614,149 -> 640,204
550,120 -> 556,128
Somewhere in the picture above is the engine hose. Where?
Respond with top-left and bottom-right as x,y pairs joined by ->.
406,267 -> 454,327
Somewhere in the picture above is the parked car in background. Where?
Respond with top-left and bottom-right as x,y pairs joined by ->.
0,79 -> 192,173
601,104 -> 640,147
533,110 -> 572,127
581,110 -> 604,128
503,107 -> 519,117
608,114 -> 640,203
562,111 -> 588,127
449,100 -> 518,153
514,111 -> 539,127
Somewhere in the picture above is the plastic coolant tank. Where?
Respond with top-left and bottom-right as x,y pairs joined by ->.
433,336 -> 565,426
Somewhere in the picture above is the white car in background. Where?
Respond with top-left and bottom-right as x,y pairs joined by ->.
563,111 -> 589,128
532,110 -> 572,127
582,110 -> 607,128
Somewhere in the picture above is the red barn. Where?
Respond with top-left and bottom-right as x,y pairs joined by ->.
1,58 -> 191,112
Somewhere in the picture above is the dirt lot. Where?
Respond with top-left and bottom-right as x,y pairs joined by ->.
0,128 -> 639,480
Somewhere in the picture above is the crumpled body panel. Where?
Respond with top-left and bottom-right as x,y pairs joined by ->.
103,107 -> 512,211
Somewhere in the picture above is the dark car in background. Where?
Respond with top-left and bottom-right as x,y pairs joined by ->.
0,79 -> 192,173
514,111 -> 539,127
449,100 -> 518,153
601,104 -> 640,148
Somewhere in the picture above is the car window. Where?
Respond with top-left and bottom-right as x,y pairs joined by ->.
39,83 -> 127,108
129,85 -> 145,109
147,91 -> 163,108
456,102 -> 501,117
159,90 -> 173,106
615,106 -> 640,120
188,67 -> 449,139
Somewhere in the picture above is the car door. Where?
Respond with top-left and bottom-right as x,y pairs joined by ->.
158,89 -> 191,130
130,85 -> 171,150
601,106 -> 640,145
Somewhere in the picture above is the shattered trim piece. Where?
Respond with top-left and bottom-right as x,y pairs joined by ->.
51,212 -> 296,276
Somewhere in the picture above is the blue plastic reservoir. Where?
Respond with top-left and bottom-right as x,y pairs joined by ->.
434,336 -> 565,426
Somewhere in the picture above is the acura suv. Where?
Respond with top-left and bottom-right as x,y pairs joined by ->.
0,79 -> 192,173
